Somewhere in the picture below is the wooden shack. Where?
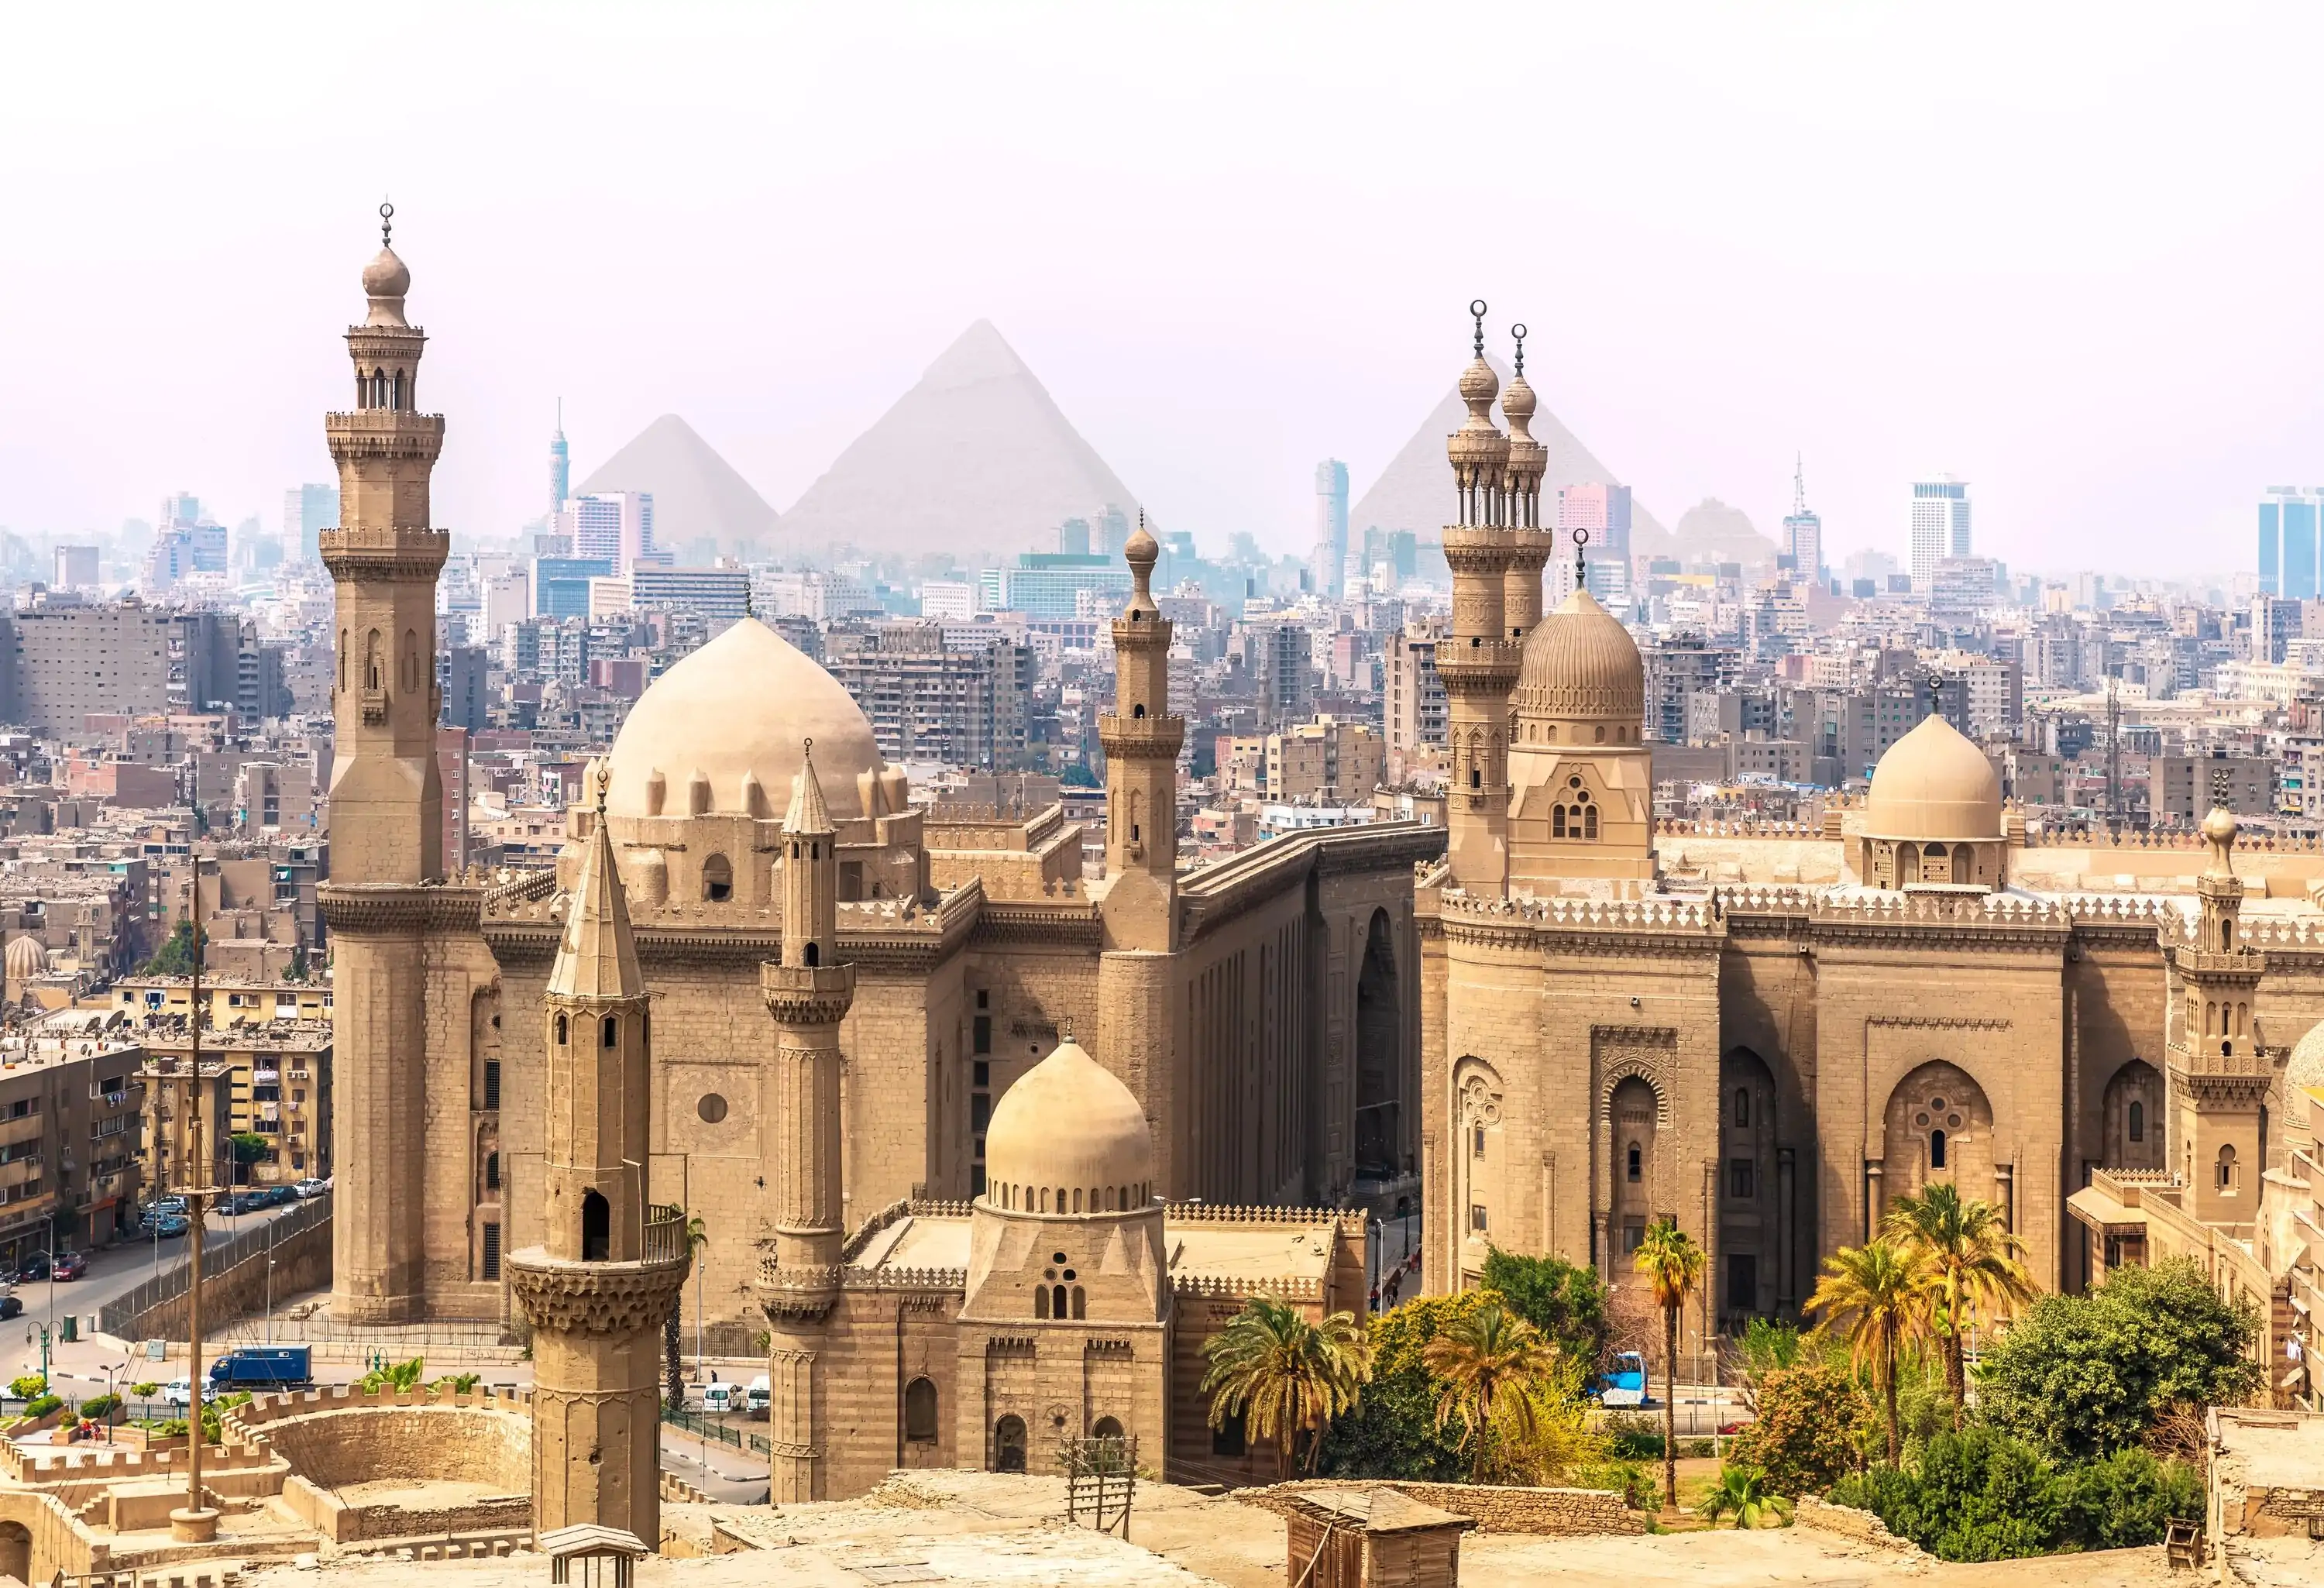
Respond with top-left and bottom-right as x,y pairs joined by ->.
1284,1488 -> 1476,1588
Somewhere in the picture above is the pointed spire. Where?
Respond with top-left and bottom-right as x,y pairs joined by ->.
784,738 -> 834,836
1793,452 -> 1807,516
548,761 -> 642,999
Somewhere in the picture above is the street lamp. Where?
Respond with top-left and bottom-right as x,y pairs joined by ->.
24,1323 -> 50,1392
95,1357 -> 129,1444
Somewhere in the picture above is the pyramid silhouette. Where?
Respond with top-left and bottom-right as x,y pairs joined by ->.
1349,359 -> 1673,559
579,414 -> 781,555
779,321 -> 1140,560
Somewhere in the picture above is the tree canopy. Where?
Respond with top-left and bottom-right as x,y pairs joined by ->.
1478,1247 -> 1610,1367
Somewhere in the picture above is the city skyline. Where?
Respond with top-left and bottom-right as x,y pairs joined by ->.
3,6 -> 2319,579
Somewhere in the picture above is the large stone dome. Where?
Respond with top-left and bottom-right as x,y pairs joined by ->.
2288,1018 -> 2324,1091
2,936 -> 42,980
983,1039 -> 1155,1208
602,617 -> 881,822
1514,587 -> 1645,724
1864,714 -> 2002,841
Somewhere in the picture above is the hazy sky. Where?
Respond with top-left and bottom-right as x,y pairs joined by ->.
4,2 -> 2318,578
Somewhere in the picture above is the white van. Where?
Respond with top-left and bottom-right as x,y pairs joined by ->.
697,1381 -> 738,1415
746,1375 -> 770,1418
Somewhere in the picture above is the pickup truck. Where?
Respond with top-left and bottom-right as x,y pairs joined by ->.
207,1346 -> 312,1390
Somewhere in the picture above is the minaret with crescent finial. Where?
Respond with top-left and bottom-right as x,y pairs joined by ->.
1436,300 -> 1518,896
318,204 -> 452,1322
1501,323 -> 1554,638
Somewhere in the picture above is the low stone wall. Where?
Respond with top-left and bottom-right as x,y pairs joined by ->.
1794,1496 -> 1920,1552
1234,1479 -> 1643,1536
279,1473 -> 531,1545
244,1402 -> 529,1493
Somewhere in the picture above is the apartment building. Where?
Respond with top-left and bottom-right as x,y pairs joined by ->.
0,1016 -> 147,1265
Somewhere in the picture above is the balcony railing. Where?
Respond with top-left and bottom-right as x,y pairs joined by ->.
643,1203 -> 690,1265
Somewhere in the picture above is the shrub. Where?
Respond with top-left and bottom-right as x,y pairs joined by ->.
9,1374 -> 46,1400
129,1382 -> 159,1399
1729,1362 -> 1871,1496
1577,1458 -> 1658,1510
1320,1291 -> 1501,1480
2059,1446 -> 2202,1551
1827,1428 -> 2199,1562
1602,1409 -> 1663,1459
21,1394 -> 62,1419
1976,1259 -> 2264,1462
78,1394 -> 119,1419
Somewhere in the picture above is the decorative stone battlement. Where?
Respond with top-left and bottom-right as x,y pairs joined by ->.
1163,1201 -> 1366,1236
1442,892 -> 1720,933
1171,1273 -> 1325,1300
1657,818 -> 1827,838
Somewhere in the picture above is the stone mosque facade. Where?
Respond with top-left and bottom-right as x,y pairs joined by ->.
1415,315 -> 2324,1394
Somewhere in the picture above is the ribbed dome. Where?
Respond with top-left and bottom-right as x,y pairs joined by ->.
983,1039 -> 1154,1208
602,617 -> 881,822
2288,1019 -> 2324,1091
1864,715 -> 2002,841
2,937 -> 42,979
1514,588 -> 1645,723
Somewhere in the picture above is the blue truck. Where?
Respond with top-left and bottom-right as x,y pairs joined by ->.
207,1346 -> 313,1390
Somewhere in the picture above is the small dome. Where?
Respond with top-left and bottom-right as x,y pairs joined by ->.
2,936 -> 42,978
1864,715 -> 2002,841
602,617 -> 882,823
983,1039 -> 1154,1207
1514,587 -> 1645,724
1501,370 -> 1537,428
362,246 -> 411,298
1457,355 -> 1499,407
2288,1019 -> 2324,1091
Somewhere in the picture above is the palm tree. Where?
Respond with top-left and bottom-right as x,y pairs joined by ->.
1421,1302 -> 1561,1482
1882,1182 -> 2035,1425
1699,1463 -> 1792,1529
1201,1295 -> 1371,1478
1804,1239 -> 1933,1465
1633,1218 -> 1707,1511
665,1212 -> 710,1412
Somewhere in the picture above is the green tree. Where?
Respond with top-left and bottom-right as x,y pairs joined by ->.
1317,1290 -> 1497,1480
1728,1360 -> 1872,1496
1201,1295 -> 1370,1478
140,919 -> 201,976
1975,1257 -> 2264,1462
1421,1301 -> 1560,1482
2058,1446 -> 2202,1550
1479,1248 -> 1609,1366
1882,1182 -> 2037,1425
664,1212 -> 709,1412
1806,1239 -> 1933,1466
1632,1217 -> 1706,1511
1061,761 -> 1100,789
286,943 -> 309,983
228,1132 -> 271,1185
1699,1463 -> 1793,1529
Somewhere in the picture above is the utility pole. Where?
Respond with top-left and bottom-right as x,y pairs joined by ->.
169,867 -> 217,1544
2106,672 -> 2123,838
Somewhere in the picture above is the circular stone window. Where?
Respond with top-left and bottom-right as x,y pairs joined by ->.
1915,1112 -> 1930,1128
1929,1096 -> 1948,1112
697,1094 -> 729,1124
1947,1113 -> 1964,1129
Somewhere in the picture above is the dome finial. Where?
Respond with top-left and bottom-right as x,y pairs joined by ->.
592,758 -> 611,813
1470,298 -> 1487,359
380,198 -> 394,248
1511,321 -> 1526,378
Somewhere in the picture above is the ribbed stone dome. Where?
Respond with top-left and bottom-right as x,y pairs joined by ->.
982,1040 -> 1154,1210
1864,715 -> 2003,841
1513,588 -> 1645,724
2,936 -> 43,980
2288,1018 -> 2324,1091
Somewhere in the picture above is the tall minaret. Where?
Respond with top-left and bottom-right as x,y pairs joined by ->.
1095,517 -> 1184,1190
1501,324 -> 1553,639
320,205 -> 449,1322
756,741 -> 856,1502
507,764 -> 689,1542
2168,808 -> 2271,1231
1436,300 -> 1517,896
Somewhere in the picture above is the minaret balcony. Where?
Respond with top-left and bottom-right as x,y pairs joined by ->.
324,409 -> 446,461
1098,714 -> 1184,758
763,961 -> 856,1026
1432,640 -> 1523,689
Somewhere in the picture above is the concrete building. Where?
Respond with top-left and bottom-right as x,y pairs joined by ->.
626,565 -> 751,633
823,621 -> 1033,768
1266,717 -> 1387,806
282,484 -> 338,566
1385,617 -> 1447,770
2149,751 -> 2279,822
1249,618 -> 1315,730
1780,459 -> 1822,581
0,1016 -> 146,1264
1910,476 -> 1971,589
2260,486 -> 2324,600
1310,459 -> 1349,600
558,491 -> 655,574
2,603 -> 266,737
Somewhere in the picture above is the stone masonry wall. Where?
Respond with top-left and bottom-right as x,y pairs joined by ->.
1236,1478 -> 1642,1536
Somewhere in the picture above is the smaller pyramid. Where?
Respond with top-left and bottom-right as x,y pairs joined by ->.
1349,363 -> 1672,557
779,321 -> 1141,560
578,415 -> 781,555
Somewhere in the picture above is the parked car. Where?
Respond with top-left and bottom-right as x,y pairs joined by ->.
12,1253 -> 50,1282
255,1186 -> 297,1208
746,1375 -> 771,1418
149,1196 -> 188,1218
160,1377 -> 218,1408
696,1381 -> 739,1414
291,1178 -> 329,1200
215,1193 -> 263,1216
147,1215 -> 190,1239
50,1253 -> 87,1280
0,1297 -> 22,1321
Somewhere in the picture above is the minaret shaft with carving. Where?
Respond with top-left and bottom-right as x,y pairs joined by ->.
758,741 -> 856,1504
2166,808 -> 2270,1228
1439,301 -> 1517,896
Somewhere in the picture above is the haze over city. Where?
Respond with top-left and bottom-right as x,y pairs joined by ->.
5,2 -> 2320,578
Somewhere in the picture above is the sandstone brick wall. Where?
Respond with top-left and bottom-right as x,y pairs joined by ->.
254,1402 -> 530,1491
1236,1478 -> 1642,1536
1794,1495 -> 1919,1551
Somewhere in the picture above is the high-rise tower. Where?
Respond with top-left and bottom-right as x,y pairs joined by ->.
549,399 -> 570,516
1309,459 -> 1349,598
1435,301 -> 1518,895
507,763 -> 690,1542
1095,518 -> 1184,1188
1782,455 -> 1824,582
756,741 -> 857,1501
319,206 -> 450,1322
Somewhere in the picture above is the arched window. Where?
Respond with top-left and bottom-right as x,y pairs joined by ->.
995,1415 -> 1027,1473
1092,1414 -> 1122,1439
703,854 -> 733,902
1035,1286 -> 1050,1319
1040,1188 -> 1050,1213
2223,919 -> 2234,952
1626,1142 -> 1642,1183
1133,703 -> 1145,718
805,941 -> 820,967
392,369 -> 406,409
1072,1188 -> 1082,1213
366,630 -> 382,691
1583,805 -> 1598,839
2217,1143 -> 2238,1191
1470,768 -> 1481,789
601,1015 -> 617,1048
1734,1088 -> 1749,1129
1930,1129 -> 1948,1169
1070,1286 -> 1086,1319
2236,1002 -> 2249,1036
1553,806 -> 1567,838
555,1013 -> 568,1045
1051,1284 -> 1068,1318
2129,1100 -> 2144,1143
581,1188 -> 609,1261
484,1151 -> 500,1191
905,1377 -> 939,1442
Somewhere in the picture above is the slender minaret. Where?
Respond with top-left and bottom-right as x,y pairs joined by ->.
507,763 -> 689,1542
320,205 -> 447,1322
757,741 -> 856,1501
1501,324 -> 1553,638
1436,300 -> 1517,896
2168,808 -> 2270,1232
1095,517 -> 1184,1190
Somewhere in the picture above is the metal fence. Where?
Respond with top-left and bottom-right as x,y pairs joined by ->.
662,1401 -> 772,1457
96,1194 -> 332,1340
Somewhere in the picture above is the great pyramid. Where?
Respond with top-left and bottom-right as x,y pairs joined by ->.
779,320 -> 1140,560
1349,362 -> 1675,559
579,414 -> 781,555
